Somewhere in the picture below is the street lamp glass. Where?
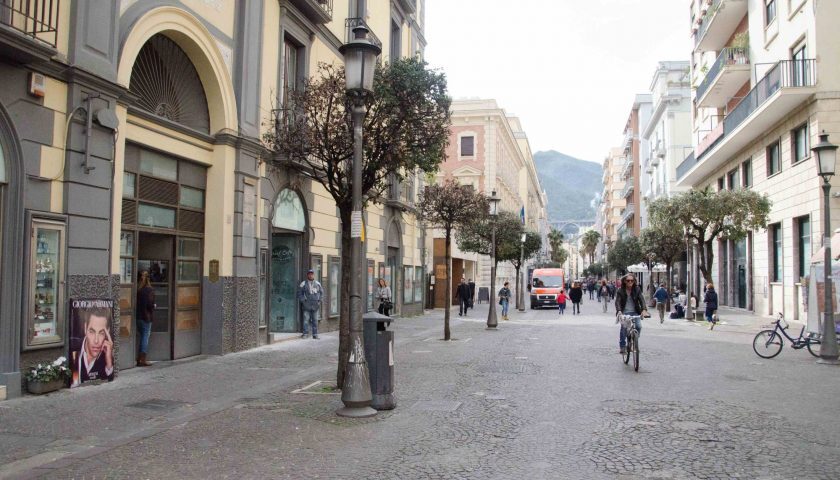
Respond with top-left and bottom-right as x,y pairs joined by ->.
812,131 -> 838,180
489,190 -> 500,216
521,233 -> 526,243
340,26 -> 381,92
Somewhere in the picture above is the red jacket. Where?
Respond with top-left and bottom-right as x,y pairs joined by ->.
557,292 -> 567,304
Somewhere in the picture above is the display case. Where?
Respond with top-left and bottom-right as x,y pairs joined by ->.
27,218 -> 66,348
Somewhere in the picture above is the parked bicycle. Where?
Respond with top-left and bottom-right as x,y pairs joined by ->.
619,314 -> 648,371
752,312 -> 821,359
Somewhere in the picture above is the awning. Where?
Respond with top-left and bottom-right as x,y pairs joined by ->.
810,229 -> 840,263
627,262 -> 667,273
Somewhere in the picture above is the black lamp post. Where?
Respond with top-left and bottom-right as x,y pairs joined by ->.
487,190 -> 501,329
812,131 -> 840,365
517,232 -> 526,312
336,25 -> 381,417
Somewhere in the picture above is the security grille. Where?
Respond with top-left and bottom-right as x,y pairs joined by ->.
139,176 -> 178,205
121,199 -> 137,225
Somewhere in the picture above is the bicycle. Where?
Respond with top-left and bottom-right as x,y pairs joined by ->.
752,312 -> 821,359
618,314 -> 648,372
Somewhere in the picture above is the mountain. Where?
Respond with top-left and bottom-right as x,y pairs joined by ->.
533,150 -> 602,223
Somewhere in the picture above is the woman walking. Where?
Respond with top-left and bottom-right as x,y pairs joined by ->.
377,278 -> 393,317
557,289 -> 567,315
136,271 -> 155,367
498,282 -> 512,320
599,280 -> 610,313
569,282 -> 583,315
704,283 -> 719,330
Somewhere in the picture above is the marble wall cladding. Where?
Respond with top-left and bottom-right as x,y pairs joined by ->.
222,277 -> 235,354
233,277 -> 259,352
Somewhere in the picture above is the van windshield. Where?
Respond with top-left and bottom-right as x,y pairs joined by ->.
536,275 -> 563,287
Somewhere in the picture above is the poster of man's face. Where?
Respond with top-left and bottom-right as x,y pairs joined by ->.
69,300 -> 115,387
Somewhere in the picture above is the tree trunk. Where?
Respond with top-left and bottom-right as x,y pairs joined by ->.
699,239 -> 714,285
336,207 -> 352,389
665,264 -> 672,311
444,229 -> 452,341
514,265 -> 521,311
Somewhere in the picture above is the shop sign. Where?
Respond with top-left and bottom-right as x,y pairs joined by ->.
209,259 -> 220,283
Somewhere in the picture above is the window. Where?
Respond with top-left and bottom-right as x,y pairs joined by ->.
123,172 -> 136,198
460,136 -> 475,157
791,123 -> 809,164
404,266 -> 413,303
765,0 -> 776,25
742,159 -> 753,187
272,189 -> 306,232
139,150 -> 178,181
259,249 -> 267,327
28,219 -> 66,347
414,266 -> 424,305
727,169 -> 740,190
311,254 -> 324,317
138,204 -> 176,229
717,177 -> 725,191
283,37 -> 301,107
328,256 -> 340,317
180,186 -> 204,209
367,259 -> 375,311
119,231 -> 134,284
767,140 -> 781,176
771,223 -> 783,282
792,44 -> 808,86
390,19 -> 402,60
796,216 -> 810,279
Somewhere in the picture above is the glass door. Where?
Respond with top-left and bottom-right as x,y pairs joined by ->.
138,232 -> 174,361
736,239 -> 748,309
270,233 -> 300,333
174,237 -> 201,358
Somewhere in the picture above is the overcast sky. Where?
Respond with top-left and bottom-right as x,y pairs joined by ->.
424,0 -> 691,163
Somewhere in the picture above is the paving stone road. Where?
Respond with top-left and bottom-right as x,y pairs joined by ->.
1,297 -> 839,479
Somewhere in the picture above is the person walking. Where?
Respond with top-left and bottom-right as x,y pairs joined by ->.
614,273 -> 649,354
498,281 -> 512,320
607,280 -> 616,300
653,282 -> 670,324
588,280 -> 595,300
468,278 -> 476,310
376,278 -> 392,317
135,271 -> 155,367
704,283 -> 719,330
569,282 -> 583,315
557,289 -> 567,315
457,278 -> 472,316
599,280 -> 610,313
298,269 -> 324,339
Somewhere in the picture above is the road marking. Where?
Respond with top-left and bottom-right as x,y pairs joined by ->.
514,356 -> 528,360
412,350 -> 432,354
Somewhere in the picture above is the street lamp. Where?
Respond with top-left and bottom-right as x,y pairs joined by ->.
812,131 -> 839,365
518,232 -> 526,312
487,190 -> 501,329
684,225 -> 693,321
337,24 -> 381,417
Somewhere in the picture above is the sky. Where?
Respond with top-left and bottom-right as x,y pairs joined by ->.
424,0 -> 691,163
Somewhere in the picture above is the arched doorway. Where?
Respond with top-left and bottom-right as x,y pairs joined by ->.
270,188 -> 307,333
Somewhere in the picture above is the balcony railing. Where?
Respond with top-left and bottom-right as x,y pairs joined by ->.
694,0 -> 721,48
622,181 -> 634,199
0,0 -> 60,48
722,60 -> 815,139
621,204 -> 636,225
345,17 -> 382,50
696,47 -> 749,102
676,152 -> 696,180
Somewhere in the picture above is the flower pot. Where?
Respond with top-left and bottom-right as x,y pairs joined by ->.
27,378 -> 65,395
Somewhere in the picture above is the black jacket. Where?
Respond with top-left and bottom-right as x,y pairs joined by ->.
704,289 -> 719,311
457,283 -> 472,301
569,287 -> 583,303
615,285 -> 647,315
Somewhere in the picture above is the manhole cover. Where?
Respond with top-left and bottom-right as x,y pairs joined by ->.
412,400 -> 462,412
126,399 -> 189,411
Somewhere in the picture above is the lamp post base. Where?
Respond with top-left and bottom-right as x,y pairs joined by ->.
336,406 -> 378,418
816,357 -> 840,366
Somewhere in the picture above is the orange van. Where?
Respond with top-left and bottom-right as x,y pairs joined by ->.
529,268 -> 566,309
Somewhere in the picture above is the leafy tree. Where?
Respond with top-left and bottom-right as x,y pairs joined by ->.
584,262 -> 605,278
648,188 -> 771,285
639,228 -> 660,296
417,180 -> 487,340
640,222 -> 686,310
580,230 -> 602,264
502,230 -> 542,310
263,58 -> 451,386
608,236 -> 643,276
554,246 -> 569,267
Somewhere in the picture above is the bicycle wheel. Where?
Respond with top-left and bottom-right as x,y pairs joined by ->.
806,338 -> 822,358
752,330 -> 783,359
632,332 -> 640,372
623,336 -> 631,365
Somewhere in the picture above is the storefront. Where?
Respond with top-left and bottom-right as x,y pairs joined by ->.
268,188 -> 308,337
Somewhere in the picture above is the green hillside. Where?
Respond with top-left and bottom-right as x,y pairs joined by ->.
533,150 -> 602,223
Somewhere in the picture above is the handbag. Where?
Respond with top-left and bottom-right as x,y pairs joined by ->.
382,300 -> 393,310
498,298 -> 504,305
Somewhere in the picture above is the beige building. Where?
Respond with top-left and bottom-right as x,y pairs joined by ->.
679,0 -> 840,319
600,148 -> 628,250
434,99 -> 547,306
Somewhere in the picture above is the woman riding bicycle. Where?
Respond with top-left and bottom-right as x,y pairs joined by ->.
615,273 -> 649,355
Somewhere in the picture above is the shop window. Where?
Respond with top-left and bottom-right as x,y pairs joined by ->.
123,172 -> 136,198
27,218 -> 65,348
178,238 -> 201,259
791,123 -> 809,164
367,259 -> 375,311
138,204 -> 176,229
311,254 -> 324,318
259,249 -> 267,327
328,256 -> 340,317
404,265 -> 414,303
139,150 -> 178,181
180,186 -> 204,209
414,266 -> 424,303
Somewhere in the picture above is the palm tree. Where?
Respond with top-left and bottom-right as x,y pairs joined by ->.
548,228 -> 565,263
581,230 -> 602,264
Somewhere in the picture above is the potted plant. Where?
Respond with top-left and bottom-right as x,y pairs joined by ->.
25,356 -> 69,395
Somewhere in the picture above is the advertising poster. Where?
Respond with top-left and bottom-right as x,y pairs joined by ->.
69,299 -> 116,387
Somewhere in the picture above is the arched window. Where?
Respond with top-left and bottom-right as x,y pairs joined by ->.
0,140 -> 6,184
129,34 -> 210,133
272,189 -> 306,232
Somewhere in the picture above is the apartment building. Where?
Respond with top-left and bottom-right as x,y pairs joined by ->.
678,0 -> 840,319
0,0 -> 428,399
434,98 -> 547,307
617,95 -> 652,237
599,148 -> 628,252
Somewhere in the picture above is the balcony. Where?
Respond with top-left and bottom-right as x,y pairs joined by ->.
678,60 -> 816,185
621,158 -> 633,179
345,17 -> 382,49
0,0 -> 60,62
694,0 -> 748,53
622,181 -> 634,199
696,47 -> 750,108
289,0 -> 333,24
396,0 -> 416,14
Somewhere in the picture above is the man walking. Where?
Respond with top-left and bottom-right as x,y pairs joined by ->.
653,282 -> 669,324
468,278 -> 476,311
457,278 -> 472,316
298,269 -> 323,339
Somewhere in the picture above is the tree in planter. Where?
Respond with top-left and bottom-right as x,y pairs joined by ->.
417,180 -> 487,340
640,222 -> 686,310
500,230 -> 542,310
648,188 -> 771,286
608,235 -> 643,276
263,58 -> 451,386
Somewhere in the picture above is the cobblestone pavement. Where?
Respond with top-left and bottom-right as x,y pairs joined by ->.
1,298 -> 839,479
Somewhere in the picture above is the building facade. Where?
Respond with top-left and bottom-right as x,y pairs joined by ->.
617,94 -> 652,237
678,0 -> 840,318
434,99 -> 547,307
0,0 -> 429,399
600,148 -> 628,250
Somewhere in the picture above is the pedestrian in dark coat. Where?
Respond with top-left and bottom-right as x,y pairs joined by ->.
704,283 -> 719,330
569,282 -> 583,315
457,279 -> 472,316
468,279 -> 476,309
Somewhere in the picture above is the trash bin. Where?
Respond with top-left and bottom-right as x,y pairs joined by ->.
363,312 -> 395,410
